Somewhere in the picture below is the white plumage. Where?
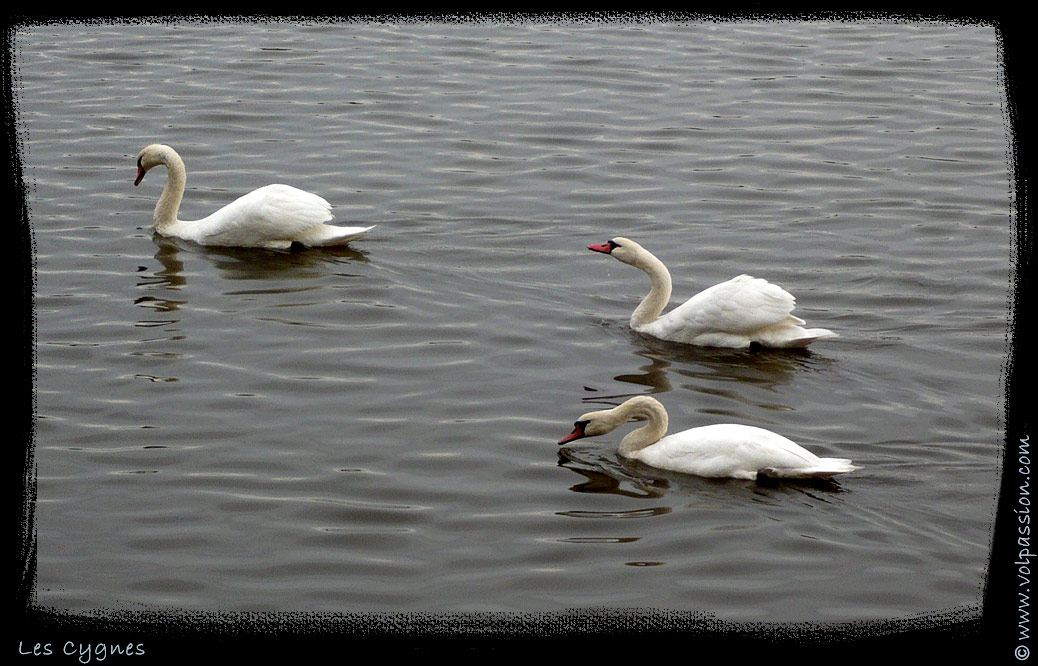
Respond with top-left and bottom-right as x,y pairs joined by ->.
559,395 -> 858,480
134,144 -> 374,249
588,237 -> 836,348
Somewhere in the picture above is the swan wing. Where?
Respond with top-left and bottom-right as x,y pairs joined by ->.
663,274 -> 802,335
194,184 -> 334,246
634,423 -> 823,479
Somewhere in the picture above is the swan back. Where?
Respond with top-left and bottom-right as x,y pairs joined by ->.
646,274 -> 804,344
192,184 -> 333,247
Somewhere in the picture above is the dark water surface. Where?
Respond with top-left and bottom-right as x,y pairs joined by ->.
18,20 -> 1009,621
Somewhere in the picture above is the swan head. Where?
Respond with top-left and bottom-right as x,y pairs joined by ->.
587,236 -> 643,266
559,396 -> 667,450
558,406 -> 624,445
134,144 -> 177,186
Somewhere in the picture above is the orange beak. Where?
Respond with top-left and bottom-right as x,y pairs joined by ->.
558,423 -> 587,445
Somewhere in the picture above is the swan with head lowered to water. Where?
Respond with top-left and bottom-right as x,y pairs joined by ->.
587,237 -> 836,349
558,395 -> 858,480
133,144 -> 374,249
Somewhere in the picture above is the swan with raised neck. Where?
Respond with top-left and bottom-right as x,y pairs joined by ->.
558,395 -> 858,480
587,236 -> 837,349
134,143 -> 374,249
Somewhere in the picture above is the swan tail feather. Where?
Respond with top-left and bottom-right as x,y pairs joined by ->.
293,224 -> 375,247
757,326 -> 839,349
759,458 -> 859,479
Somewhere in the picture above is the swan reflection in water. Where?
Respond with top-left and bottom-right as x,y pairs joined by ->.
133,233 -> 371,324
145,232 -> 369,279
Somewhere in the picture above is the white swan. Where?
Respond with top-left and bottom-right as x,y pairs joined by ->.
134,144 -> 374,249
588,237 -> 836,349
558,396 -> 858,480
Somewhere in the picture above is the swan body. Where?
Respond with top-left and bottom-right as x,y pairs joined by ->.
588,237 -> 836,349
558,395 -> 858,480
134,144 -> 374,249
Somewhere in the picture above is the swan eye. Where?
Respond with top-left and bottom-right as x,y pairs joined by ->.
608,240 -> 620,250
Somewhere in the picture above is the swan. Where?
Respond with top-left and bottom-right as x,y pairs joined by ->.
133,144 -> 374,249
558,396 -> 858,480
587,237 -> 836,349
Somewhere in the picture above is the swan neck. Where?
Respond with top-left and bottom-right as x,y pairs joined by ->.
616,397 -> 669,456
153,151 -> 186,229
630,248 -> 672,329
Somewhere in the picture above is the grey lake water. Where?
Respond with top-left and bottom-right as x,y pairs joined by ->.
17,19 -> 1010,623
